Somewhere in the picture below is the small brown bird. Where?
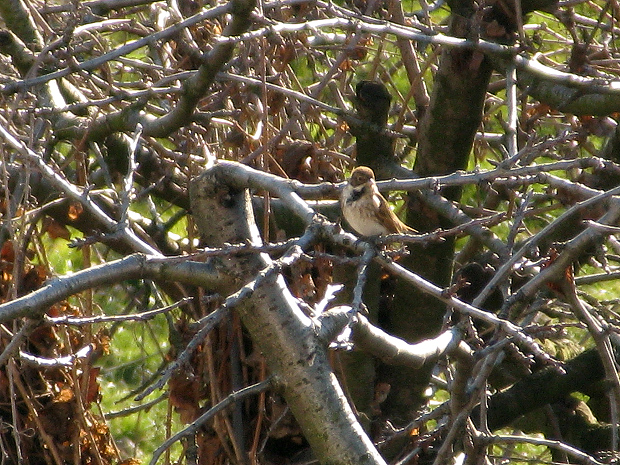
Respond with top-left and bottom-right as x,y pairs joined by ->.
340,166 -> 416,236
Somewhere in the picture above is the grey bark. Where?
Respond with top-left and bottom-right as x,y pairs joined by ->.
189,165 -> 387,465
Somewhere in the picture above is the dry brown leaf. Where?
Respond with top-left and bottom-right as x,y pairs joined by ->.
56,386 -> 75,403
43,216 -> 71,240
169,372 -> 201,423
118,459 -> 141,465
1,240 -> 14,263
67,202 -> 84,221
85,367 -> 101,404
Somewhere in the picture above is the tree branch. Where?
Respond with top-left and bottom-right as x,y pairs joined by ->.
150,377 -> 274,465
0,254 -> 227,323
190,165 -> 388,465
0,122 -> 161,255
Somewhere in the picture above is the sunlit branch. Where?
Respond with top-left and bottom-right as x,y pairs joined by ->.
479,433 -> 605,465
373,254 -> 557,367
218,17 -> 516,57
376,157 -> 616,193
119,124 -> 142,226
0,120 -> 161,255
0,254 -> 226,323
211,160 -> 324,224
0,2 -> 232,94
351,313 -> 467,368
45,297 -> 193,326
505,64 -> 519,157
515,53 -> 620,94
509,198 -> 620,304
136,231 -> 317,401
41,0 -> 158,14
220,13 -> 620,106
19,343 -> 95,368
470,183 -> 620,309
376,213 -> 506,245
352,246 -> 376,313
214,158 -> 617,204
194,238 -> 301,257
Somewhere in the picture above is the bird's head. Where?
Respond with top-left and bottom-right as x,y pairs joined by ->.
349,166 -> 375,188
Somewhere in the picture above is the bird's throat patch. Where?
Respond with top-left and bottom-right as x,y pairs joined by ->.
347,186 -> 366,204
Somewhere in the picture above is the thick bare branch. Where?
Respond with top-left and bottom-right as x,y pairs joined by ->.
0,254 -> 227,323
190,165 -> 388,465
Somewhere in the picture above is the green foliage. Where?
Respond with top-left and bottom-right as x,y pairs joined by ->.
1,0 -> 620,462
98,308 -> 178,461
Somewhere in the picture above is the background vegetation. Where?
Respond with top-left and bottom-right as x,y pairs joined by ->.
1,0 -> 620,463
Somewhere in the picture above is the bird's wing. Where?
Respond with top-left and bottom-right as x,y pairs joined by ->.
374,193 -> 414,234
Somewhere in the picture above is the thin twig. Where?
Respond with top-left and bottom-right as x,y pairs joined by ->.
479,433 -> 605,465
104,393 -> 168,419
0,320 -> 37,366
135,307 -> 229,401
0,119 -> 160,255
45,297 -> 192,325
1,3 -> 233,94
352,246 -> 375,313
505,63 -> 518,158
119,123 -> 142,226
149,377 -> 273,465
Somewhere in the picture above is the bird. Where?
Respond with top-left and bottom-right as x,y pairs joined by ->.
340,166 -> 416,237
